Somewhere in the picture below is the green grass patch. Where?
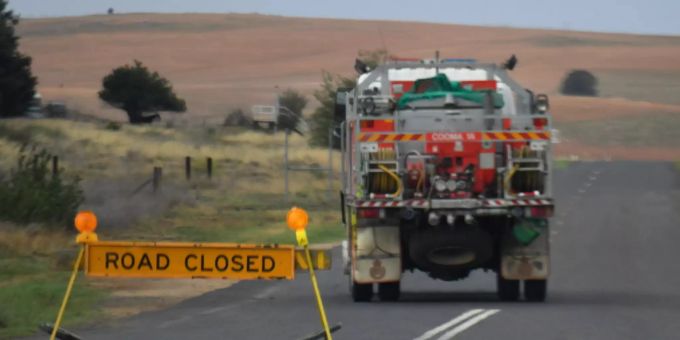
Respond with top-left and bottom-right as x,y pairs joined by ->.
529,35 -> 630,48
553,159 -> 573,169
0,257 -> 106,339
597,69 -> 680,106
557,112 -> 680,148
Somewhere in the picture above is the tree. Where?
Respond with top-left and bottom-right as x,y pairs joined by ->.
99,60 -> 186,124
309,71 -> 355,148
357,48 -> 391,69
309,49 -> 389,148
560,70 -> 598,97
277,88 -> 307,134
0,0 -> 37,118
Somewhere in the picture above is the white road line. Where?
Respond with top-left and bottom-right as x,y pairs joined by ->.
436,309 -> 500,340
413,309 -> 484,340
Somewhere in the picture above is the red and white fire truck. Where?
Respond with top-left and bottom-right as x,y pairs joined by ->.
337,57 -> 554,302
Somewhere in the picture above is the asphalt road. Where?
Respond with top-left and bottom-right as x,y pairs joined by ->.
68,161 -> 680,340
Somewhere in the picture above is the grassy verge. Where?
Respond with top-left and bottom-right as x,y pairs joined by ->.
553,159 -> 573,169
0,119 -> 344,337
0,248 -> 107,339
556,112 -> 680,148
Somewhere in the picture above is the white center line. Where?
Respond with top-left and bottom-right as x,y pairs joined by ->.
436,309 -> 500,340
413,309 -> 484,340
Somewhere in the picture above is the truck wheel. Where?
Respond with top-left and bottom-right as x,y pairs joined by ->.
378,282 -> 400,301
351,280 -> 373,302
524,280 -> 547,302
497,273 -> 519,301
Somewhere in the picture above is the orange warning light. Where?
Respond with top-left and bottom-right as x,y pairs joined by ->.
287,207 -> 309,231
75,211 -> 97,233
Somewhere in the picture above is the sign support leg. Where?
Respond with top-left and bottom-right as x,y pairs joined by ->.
51,245 -> 84,340
304,244 -> 332,339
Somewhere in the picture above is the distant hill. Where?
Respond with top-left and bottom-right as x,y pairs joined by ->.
16,13 -> 680,160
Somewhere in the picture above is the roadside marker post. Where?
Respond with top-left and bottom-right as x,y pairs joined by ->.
287,207 -> 333,340
50,211 -> 98,340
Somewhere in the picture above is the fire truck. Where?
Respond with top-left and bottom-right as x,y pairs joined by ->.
337,57 -> 554,302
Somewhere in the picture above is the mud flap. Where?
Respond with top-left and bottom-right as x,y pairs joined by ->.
353,226 -> 401,283
501,218 -> 549,280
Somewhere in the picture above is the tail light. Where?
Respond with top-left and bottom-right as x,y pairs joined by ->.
527,206 -> 553,218
358,208 -> 383,219
533,118 -> 548,130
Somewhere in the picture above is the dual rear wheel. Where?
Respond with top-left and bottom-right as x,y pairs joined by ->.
351,280 -> 401,302
497,273 -> 547,302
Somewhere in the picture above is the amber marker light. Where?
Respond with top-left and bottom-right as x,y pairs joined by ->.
287,206 -> 309,231
74,211 -> 99,243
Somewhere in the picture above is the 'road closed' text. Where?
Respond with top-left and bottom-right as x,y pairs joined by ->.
85,242 -> 295,280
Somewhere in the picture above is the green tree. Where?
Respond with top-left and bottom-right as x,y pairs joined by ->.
309,49 -> 389,147
560,70 -> 598,97
309,71 -> 355,148
99,60 -> 186,124
277,88 -> 308,134
358,48 -> 391,69
0,0 -> 37,117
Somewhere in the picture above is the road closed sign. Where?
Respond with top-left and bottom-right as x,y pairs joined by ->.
85,241 -> 295,280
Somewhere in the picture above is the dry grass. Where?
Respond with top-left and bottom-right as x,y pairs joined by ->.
0,224 -> 72,256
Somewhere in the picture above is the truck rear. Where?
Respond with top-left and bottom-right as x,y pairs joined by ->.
337,58 -> 554,302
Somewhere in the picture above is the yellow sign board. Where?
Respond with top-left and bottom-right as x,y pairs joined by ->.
295,247 -> 332,271
85,241 -> 295,280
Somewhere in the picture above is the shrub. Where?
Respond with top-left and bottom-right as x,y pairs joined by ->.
223,108 -> 251,127
0,147 -> 83,229
560,70 -> 598,96
104,121 -> 122,131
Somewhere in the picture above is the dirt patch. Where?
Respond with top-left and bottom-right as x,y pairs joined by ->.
89,278 -> 235,318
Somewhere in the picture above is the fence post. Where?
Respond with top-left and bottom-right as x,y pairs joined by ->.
52,156 -> 59,177
206,157 -> 213,179
328,128 -> 333,200
152,167 -> 162,193
185,156 -> 191,181
284,131 -> 289,200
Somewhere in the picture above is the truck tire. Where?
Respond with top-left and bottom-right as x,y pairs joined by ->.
524,279 -> 547,302
351,281 -> 373,302
409,226 -> 493,279
497,273 -> 520,301
378,282 -> 400,301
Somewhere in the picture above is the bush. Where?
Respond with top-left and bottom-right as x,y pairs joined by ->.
104,121 -> 122,131
0,147 -> 83,229
223,108 -> 251,127
309,71 -> 355,148
561,70 -> 598,96
278,88 -> 308,134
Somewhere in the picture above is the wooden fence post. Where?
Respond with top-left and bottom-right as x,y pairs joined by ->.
207,157 -> 213,179
52,156 -> 59,177
185,156 -> 191,181
152,167 -> 162,193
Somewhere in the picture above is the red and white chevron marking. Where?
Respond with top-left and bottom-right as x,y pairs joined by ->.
483,199 -> 552,207
355,199 -> 552,208
356,200 -> 428,208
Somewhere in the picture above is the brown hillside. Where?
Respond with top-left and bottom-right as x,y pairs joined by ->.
16,13 -> 680,159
